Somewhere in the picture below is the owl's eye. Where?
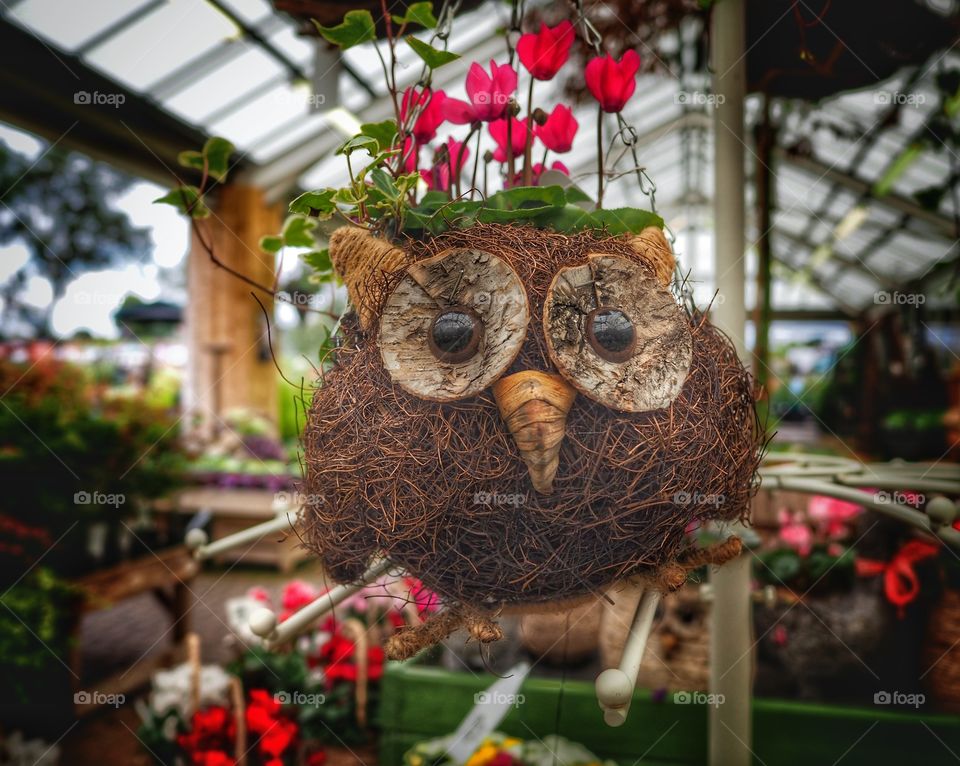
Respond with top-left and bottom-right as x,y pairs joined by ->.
543,253 -> 692,412
379,248 -> 529,401
428,307 -> 483,363
586,308 -> 636,362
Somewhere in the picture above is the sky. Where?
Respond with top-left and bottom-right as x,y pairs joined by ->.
0,120 -> 190,338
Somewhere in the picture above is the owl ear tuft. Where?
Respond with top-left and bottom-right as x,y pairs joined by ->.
628,226 -> 674,287
328,227 -> 409,331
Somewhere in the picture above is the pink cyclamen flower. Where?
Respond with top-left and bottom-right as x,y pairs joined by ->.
516,21 -> 575,81
281,580 -> 317,612
400,87 -> 447,143
777,510 -> 812,556
535,105 -> 578,153
247,586 -> 271,604
488,117 -> 528,163
508,161 -> 568,189
444,61 -> 517,124
585,50 -> 641,113
421,137 -> 470,192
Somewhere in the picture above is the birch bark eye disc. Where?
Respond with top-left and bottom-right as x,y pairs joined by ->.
378,248 -> 529,401
543,253 -> 693,412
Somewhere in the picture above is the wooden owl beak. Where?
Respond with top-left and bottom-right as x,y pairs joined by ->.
491,371 -> 577,495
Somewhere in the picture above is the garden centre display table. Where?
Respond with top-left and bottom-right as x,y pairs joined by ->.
157,487 -> 308,572
71,545 -> 198,715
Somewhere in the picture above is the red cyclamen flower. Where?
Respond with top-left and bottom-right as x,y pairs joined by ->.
534,105 -> 578,153
517,21 -> 575,81
585,50 -> 641,113
444,61 -> 517,123
488,118 -> 528,163
400,87 -> 447,143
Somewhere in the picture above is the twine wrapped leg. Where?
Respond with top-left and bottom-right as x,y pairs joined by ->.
385,610 -> 467,660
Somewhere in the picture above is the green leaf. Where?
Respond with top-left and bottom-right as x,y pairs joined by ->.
589,208 -> 663,234
289,189 -> 337,216
392,2 -> 437,28
177,150 -> 204,173
281,215 -> 318,248
202,137 -> 235,182
153,186 -> 209,218
313,10 -> 376,50
335,134 -> 379,156
562,186 -> 594,205
405,36 -> 459,68
302,249 -> 332,274
359,120 -> 399,153
259,235 -> 284,254
370,168 -> 400,200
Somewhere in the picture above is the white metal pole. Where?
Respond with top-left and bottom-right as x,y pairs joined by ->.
595,590 -> 662,726
710,0 -> 752,763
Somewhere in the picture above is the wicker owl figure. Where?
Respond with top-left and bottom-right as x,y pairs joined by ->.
303,222 -> 760,658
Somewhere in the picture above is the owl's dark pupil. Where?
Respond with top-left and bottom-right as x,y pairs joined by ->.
587,308 -> 635,362
428,308 -> 482,363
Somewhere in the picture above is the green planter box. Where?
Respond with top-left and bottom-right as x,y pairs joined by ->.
378,661 -> 960,765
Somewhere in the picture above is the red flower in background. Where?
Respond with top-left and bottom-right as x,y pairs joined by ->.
421,138 -> 470,192
585,50 -> 640,113
488,117 -> 528,163
444,61 -> 517,123
517,21 -> 575,81
535,105 -> 578,153
259,717 -> 298,758
191,752 -> 235,766
177,707 -> 236,765
317,632 -> 385,684
401,87 -> 447,143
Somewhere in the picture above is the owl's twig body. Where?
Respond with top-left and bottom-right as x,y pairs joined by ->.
303,223 -> 761,651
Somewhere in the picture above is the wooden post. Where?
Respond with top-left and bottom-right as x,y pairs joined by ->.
185,184 -> 281,436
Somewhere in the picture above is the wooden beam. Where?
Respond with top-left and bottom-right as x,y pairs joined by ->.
185,185 -> 281,435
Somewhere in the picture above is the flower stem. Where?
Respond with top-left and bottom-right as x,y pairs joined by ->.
596,106 -> 604,208
506,117 -> 515,186
522,77 -> 535,186
470,130 -> 482,198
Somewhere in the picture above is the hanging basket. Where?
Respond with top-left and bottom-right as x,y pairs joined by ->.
923,588 -> 960,713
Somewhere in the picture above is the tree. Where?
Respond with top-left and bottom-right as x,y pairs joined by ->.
0,138 -> 152,337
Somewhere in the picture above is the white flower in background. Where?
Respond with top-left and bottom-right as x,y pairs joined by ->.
0,731 -> 59,766
148,662 -> 232,718
225,595 -> 267,646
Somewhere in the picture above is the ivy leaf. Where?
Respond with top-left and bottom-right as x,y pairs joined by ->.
405,36 -> 459,69
370,168 -> 400,200
177,150 -> 204,173
281,215 -> 318,248
289,189 -> 337,217
153,186 -> 209,218
203,137 -> 235,182
360,120 -> 399,153
335,135 -> 379,156
259,235 -> 284,254
392,2 -> 437,28
313,11 -> 376,50
302,249 -> 333,275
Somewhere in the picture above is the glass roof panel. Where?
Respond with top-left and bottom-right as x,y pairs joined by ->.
163,44 -> 285,124
219,0 -> 274,25
9,0 -> 155,52
206,80 -> 311,150
84,0 -> 240,91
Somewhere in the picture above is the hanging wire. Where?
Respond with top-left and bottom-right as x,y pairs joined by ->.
569,0 -> 675,244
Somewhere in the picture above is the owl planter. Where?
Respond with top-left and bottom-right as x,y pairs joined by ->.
302,221 -> 761,659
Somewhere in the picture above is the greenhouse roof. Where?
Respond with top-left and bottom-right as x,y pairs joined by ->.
1,0 -> 957,315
